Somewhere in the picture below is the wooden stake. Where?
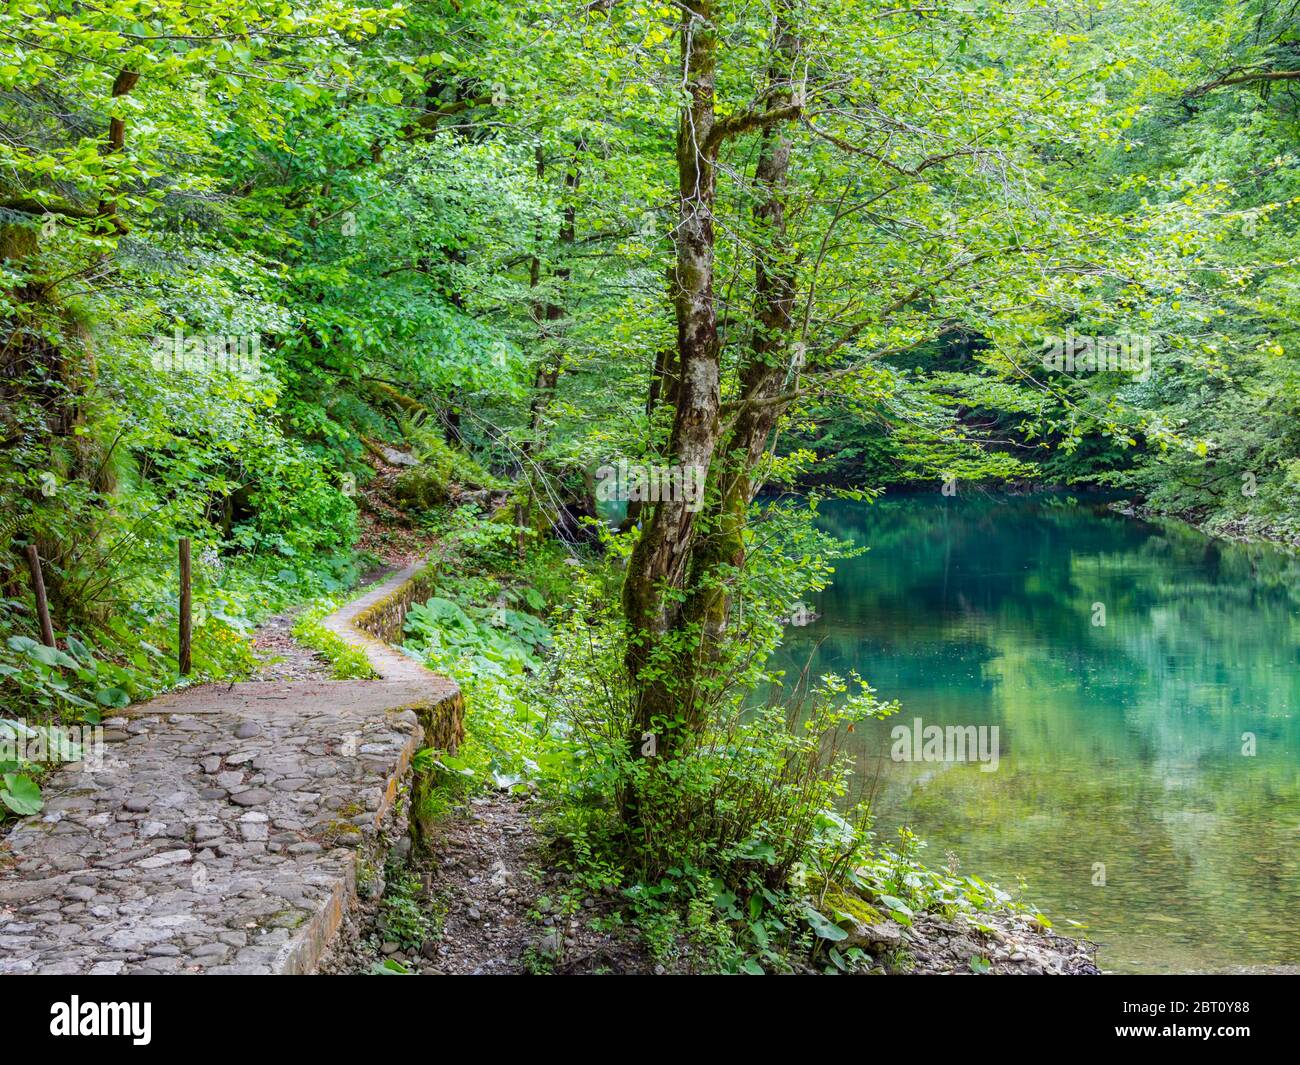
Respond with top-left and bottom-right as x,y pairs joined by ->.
24,544 -> 55,648
178,537 -> 192,676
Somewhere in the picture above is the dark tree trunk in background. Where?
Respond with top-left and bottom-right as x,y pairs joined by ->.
524,147 -> 578,461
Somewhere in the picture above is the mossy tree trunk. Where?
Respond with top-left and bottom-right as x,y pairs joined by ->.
621,3 -> 803,783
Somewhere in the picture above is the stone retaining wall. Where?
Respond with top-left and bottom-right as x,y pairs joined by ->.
354,566 -> 441,645
321,560 -> 464,754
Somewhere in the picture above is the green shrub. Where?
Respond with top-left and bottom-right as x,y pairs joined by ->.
291,601 -> 379,680
377,865 -> 439,951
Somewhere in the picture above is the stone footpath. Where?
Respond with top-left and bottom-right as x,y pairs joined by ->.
0,561 -> 460,974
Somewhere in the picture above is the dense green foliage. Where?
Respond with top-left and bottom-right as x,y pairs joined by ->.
3,0 -> 1297,969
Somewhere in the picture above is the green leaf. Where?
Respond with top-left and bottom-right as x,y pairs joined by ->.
803,905 -> 849,942
1,774 -> 43,816
65,635 -> 94,665
877,894 -> 914,917
735,837 -> 777,863
27,644 -> 79,669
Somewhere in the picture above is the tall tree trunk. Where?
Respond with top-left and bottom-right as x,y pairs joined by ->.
622,2 -> 803,781
97,68 -> 139,219
684,8 -> 801,640
623,2 -> 725,758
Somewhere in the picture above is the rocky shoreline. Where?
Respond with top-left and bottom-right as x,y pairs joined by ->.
1112,500 -> 1300,553
897,910 -> 1100,975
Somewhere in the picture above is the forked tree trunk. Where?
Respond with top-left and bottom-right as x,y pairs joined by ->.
622,2 -> 803,778
622,2 -> 726,759
684,10 -> 801,641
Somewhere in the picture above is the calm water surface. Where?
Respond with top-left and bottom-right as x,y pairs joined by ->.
777,494 -> 1300,973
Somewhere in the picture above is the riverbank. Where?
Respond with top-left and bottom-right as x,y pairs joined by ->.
318,501 -> 1105,977
1113,500 -> 1300,553
323,786 -> 1101,976
364,510 -> 1099,974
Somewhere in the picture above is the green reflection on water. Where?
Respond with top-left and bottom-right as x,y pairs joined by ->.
775,493 -> 1300,973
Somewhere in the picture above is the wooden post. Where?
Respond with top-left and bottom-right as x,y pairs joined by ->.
178,537 -> 192,676
24,544 -> 56,648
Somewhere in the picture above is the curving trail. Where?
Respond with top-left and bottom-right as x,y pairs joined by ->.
0,562 -> 461,975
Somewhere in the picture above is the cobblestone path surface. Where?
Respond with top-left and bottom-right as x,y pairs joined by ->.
0,562 -> 458,974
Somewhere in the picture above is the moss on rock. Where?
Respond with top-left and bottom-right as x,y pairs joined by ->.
821,887 -> 885,928
393,432 -> 496,511
395,463 -> 452,509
